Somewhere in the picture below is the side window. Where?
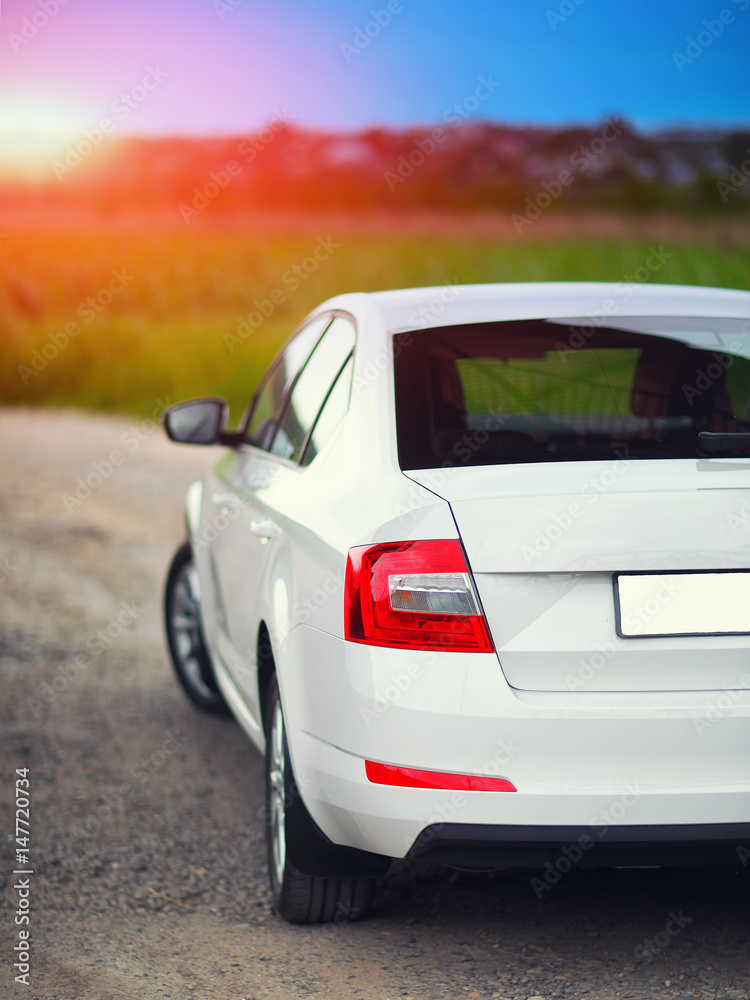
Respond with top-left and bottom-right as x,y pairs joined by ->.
244,315 -> 331,449
300,355 -> 354,466
269,316 -> 356,462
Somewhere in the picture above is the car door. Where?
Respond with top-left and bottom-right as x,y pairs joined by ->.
207,313 -> 356,729
205,315 -> 332,725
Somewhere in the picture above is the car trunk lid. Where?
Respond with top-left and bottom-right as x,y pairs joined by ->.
407,460 -> 750,692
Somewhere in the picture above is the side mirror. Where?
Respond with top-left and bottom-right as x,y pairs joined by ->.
163,398 -> 238,446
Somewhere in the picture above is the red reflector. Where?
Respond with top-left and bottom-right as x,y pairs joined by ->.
344,539 -> 494,652
365,760 -> 516,792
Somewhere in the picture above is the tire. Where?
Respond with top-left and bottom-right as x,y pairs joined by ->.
164,541 -> 229,715
265,675 -> 375,923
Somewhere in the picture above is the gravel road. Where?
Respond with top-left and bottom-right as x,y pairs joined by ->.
1,407 -> 749,1000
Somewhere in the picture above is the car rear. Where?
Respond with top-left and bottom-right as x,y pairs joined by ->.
285,285 -> 750,870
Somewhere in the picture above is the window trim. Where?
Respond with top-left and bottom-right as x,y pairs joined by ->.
265,312 -> 357,463
240,313 -> 334,446
240,310 -> 358,465
299,350 -> 355,467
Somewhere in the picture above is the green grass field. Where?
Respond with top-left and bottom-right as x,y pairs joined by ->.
2,224 -> 748,421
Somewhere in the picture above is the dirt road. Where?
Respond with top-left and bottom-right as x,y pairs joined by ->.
1,408 -> 749,1000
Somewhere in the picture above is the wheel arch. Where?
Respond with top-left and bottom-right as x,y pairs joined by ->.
185,478 -> 204,543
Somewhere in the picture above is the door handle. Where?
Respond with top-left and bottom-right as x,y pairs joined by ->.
249,517 -> 274,543
211,492 -> 240,514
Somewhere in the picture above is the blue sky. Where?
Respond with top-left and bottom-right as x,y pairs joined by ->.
0,0 -> 747,138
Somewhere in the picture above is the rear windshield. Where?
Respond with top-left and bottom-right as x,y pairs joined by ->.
393,317 -> 750,469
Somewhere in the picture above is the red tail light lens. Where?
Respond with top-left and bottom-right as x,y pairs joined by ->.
366,760 -> 516,792
344,539 -> 494,652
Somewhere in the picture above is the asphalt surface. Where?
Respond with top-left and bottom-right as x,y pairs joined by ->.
1,407 -> 749,1000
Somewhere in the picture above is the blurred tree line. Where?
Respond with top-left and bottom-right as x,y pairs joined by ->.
2,119 -> 748,219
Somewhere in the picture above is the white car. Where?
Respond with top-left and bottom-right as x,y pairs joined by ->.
163,282 -> 750,923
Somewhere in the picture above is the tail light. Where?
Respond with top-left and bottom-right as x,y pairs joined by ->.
344,539 -> 494,652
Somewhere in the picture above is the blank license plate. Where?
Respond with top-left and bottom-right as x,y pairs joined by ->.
615,571 -> 750,638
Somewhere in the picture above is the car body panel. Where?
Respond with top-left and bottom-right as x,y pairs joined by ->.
331,281 -> 750,336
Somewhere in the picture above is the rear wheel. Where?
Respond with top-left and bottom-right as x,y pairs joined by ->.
164,541 -> 229,715
265,675 -> 375,923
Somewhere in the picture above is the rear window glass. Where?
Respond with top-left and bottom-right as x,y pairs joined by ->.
393,317 -> 750,469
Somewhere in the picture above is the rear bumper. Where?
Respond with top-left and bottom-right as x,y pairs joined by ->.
279,626 -> 750,862
407,822 -> 750,869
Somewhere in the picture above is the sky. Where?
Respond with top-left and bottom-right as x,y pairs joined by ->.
0,0 -> 748,149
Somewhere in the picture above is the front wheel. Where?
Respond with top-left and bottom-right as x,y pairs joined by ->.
164,541 -> 229,715
265,676 -> 375,923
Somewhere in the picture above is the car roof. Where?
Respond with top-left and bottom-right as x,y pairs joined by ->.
319,282 -> 750,333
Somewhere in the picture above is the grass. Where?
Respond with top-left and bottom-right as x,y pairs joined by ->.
1,221 -> 748,421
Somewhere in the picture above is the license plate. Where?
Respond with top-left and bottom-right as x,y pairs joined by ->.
614,571 -> 750,638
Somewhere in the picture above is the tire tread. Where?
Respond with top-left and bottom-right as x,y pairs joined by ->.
277,865 -> 375,924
